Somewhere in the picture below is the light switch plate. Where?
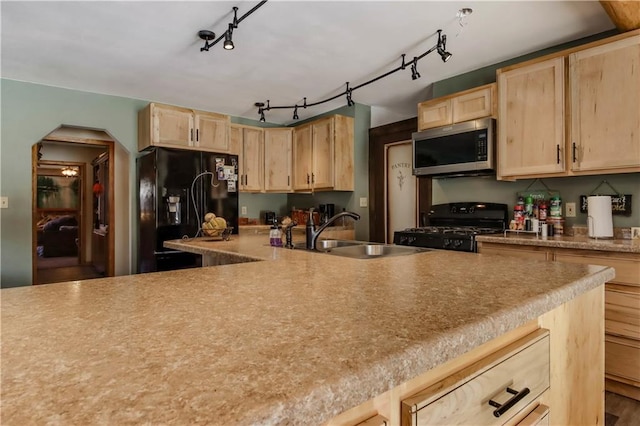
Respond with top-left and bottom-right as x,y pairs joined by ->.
359,197 -> 368,208
0,197 -> 8,209
241,206 -> 247,215
565,202 -> 576,217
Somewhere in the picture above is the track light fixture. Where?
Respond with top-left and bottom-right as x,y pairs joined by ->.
437,30 -> 453,63
410,58 -> 421,80
255,25 -> 462,121
198,2 -> 267,52
224,23 -> 235,50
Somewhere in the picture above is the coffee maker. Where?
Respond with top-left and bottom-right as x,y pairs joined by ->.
318,204 -> 335,224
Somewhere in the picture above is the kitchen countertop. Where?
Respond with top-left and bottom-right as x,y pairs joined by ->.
476,232 -> 640,253
1,235 -> 614,425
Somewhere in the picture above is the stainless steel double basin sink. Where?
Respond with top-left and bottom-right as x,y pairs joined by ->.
296,239 -> 431,259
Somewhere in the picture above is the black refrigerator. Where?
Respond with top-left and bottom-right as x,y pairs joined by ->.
137,147 -> 239,273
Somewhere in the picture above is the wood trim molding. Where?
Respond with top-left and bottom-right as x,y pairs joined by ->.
600,1 -> 640,32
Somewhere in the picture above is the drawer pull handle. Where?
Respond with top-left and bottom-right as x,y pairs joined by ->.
488,387 -> 530,418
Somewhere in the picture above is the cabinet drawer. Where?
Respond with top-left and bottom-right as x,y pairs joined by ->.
401,330 -> 550,426
553,251 -> 640,286
479,243 -> 549,261
356,414 -> 388,426
517,404 -> 549,426
605,335 -> 640,383
606,285 -> 640,339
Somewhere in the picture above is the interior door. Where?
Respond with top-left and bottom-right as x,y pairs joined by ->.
385,141 -> 417,243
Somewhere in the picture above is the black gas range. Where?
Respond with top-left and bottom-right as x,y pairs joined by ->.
393,202 -> 509,252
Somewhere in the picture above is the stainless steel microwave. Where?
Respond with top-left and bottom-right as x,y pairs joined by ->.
412,117 -> 496,177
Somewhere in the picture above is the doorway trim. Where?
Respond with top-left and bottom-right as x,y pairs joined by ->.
31,135 -> 115,284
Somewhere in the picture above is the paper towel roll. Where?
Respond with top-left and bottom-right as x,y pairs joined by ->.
587,196 -> 613,238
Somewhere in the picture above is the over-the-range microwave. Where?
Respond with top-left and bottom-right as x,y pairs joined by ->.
412,117 -> 496,177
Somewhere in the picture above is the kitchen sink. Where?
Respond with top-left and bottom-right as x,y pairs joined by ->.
320,243 -> 431,259
293,239 -> 364,250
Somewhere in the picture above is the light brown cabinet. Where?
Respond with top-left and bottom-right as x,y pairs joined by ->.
229,124 -> 263,193
264,128 -> 293,192
293,115 -> 354,192
417,83 -> 495,131
138,103 -> 230,153
401,330 -> 549,425
478,242 -> 640,401
497,31 -> 640,180
327,287 -> 603,426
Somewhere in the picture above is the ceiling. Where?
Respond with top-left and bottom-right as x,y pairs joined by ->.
1,1 -> 615,125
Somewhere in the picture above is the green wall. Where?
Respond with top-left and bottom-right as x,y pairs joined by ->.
1,79 -> 147,287
0,79 -> 370,287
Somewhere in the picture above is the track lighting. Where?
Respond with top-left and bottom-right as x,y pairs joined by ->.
223,24 -> 234,50
411,58 -> 421,80
437,30 -> 452,62
255,21 -> 464,119
198,2 -> 267,52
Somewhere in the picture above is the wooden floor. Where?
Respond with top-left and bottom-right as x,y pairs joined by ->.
35,255 -> 104,285
606,391 -> 640,426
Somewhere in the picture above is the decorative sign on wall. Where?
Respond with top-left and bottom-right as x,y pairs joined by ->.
579,194 -> 632,216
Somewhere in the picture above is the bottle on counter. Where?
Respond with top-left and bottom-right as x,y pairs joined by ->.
539,201 -> 548,221
269,223 -> 282,247
513,204 -> 525,230
524,196 -> 534,217
550,195 -> 562,218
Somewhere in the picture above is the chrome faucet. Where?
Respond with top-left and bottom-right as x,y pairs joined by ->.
305,207 -> 360,250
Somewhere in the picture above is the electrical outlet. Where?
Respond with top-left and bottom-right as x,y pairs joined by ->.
359,197 -> 368,208
565,202 -> 576,217
0,197 -> 8,209
241,206 -> 247,215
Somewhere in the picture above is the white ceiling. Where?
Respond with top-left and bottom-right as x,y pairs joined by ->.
1,1 -> 614,125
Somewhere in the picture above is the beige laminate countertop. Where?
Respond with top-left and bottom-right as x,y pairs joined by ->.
476,232 -> 640,253
1,235 -> 614,425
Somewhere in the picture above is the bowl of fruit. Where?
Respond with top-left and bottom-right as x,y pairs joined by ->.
202,213 -> 232,240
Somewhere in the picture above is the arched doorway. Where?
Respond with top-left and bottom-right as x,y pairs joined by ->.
32,127 -> 116,284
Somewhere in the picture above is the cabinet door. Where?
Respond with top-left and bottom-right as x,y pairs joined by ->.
152,104 -> 193,147
498,57 -> 565,178
333,115 -> 355,191
311,117 -> 334,190
229,126 -> 244,189
242,128 -> 264,192
264,128 -> 292,192
417,99 -> 452,131
293,124 -> 313,190
570,35 -> 640,172
195,112 -> 229,152
452,85 -> 495,123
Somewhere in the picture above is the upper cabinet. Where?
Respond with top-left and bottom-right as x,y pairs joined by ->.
264,128 -> 293,192
230,124 -> 264,193
497,57 -> 566,178
497,31 -> 640,180
138,103 -> 230,153
293,115 -> 354,192
417,83 -> 496,131
569,35 -> 640,173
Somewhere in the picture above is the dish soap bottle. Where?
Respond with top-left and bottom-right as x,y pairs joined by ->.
269,223 -> 282,247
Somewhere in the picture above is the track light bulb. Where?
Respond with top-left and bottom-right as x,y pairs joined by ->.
224,25 -> 234,50
438,49 -> 452,62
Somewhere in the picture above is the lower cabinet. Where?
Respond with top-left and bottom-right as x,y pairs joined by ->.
401,330 -> 549,425
478,242 -> 640,401
327,286 -> 603,425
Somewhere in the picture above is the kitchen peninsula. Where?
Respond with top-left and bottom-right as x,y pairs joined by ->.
1,234 -> 614,425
